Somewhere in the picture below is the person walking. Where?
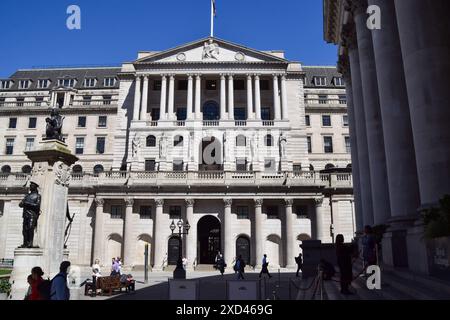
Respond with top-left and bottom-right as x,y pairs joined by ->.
50,261 -> 71,300
236,255 -> 246,280
29,268 -> 44,300
259,254 -> 272,278
362,225 -> 377,268
336,234 -> 354,295
216,253 -> 225,276
295,253 -> 303,277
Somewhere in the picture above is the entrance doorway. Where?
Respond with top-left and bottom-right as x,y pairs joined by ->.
168,236 -> 181,265
236,236 -> 251,265
197,215 -> 221,264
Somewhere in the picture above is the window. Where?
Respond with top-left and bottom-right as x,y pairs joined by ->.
22,165 -> 32,174
323,136 -> 333,153
58,78 -> 76,88
265,134 -> 273,147
293,164 -> 302,172
111,205 -> 123,219
305,115 -> 310,126
104,78 -> 116,87
234,108 -> 246,120
96,137 -> 106,154
264,158 -> 276,172
343,114 -> 349,127
145,159 -> 156,172
234,80 -> 245,90
173,160 -> 184,171
169,206 -> 181,219
295,205 -> 309,219
1,165 -> 11,173
5,138 -> 14,155
176,108 -> 187,121
84,78 -> 96,88
37,79 -> 50,89
322,115 -> 331,127
267,206 -> 279,219
151,109 -> 160,121
78,116 -> 86,128
9,118 -> 17,129
16,97 -> 24,107
307,136 -> 312,153
0,97 -> 4,106
334,77 -> 345,87
153,80 -> 162,91
93,164 -> 104,174
260,80 -> 270,91
314,76 -> 327,86
140,206 -> 152,219
174,135 -> 184,147
35,97 -> 44,106
25,137 -> 35,151
72,165 -> 83,173
205,80 -> 217,90
103,95 -> 112,105
339,95 -> 347,104
345,136 -> 351,153
177,80 -> 188,90
83,96 -> 92,105
0,80 -> 11,89
146,135 -> 156,147
28,117 -> 37,129
75,137 -> 84,154
261,107 -> 271,120
236,158 -> 247,171
98,116 -> 107,128
237,206 -> 249,220
318,95 -> 328,104
19,80 -> 30,89
236,135 -> 246,147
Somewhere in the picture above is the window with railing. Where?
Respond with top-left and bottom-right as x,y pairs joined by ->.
35,97 -> 44,106
145,159 -> 156,172
318,95 -> 328,104
339,95 -> 347,104
83,96 -> 92,105
140,206 -> 152,219
103,95 -> 112,105
111,205 -> 123,219
237,206 -> 249,220
16,97 -> 24,107
295,205 -> 309,219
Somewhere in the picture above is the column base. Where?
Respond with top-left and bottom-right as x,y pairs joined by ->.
10,248 -> 44,300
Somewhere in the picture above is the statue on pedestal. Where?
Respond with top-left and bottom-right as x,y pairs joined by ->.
159,133 -> 167,160
19,182 -> 41,248
44,108 -> 65,142
279,132 -> 287,158
132,134 -> 141,159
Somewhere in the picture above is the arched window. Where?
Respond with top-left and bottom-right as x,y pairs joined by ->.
174,135 -> 184,147
93,165 -> 104,174
346,163 -> 352,169
146,135 -> 156,147
325,163 -> 335,170
21,165 -> 32,174
265,134 -> 273,147
236,135 -> 246,147
309,164 -> 314,171
1,165 -> 11,173
72,165 -> 83,173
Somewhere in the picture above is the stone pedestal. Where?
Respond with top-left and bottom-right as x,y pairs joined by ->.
10,248 -> 44,300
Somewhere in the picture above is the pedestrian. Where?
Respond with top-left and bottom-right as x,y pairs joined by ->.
111,258 -> 120,276
50,261 -> 71,300
295,253 -> 303,277
24,274 -> 33,300
182,257 -> 187,270
91,259 -> 101,296
259,254 -> 272,278
216,253 -> 225,275
29,267 -> 44,300
362,225 -> 377,268
117,257 -> 122,274
336,234 -> 354,295
236,255 -> 246,280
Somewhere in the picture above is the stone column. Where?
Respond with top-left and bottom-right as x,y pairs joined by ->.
254,199 -> 264,267
280,75 -> 289,120
93,198 -> 105,263
314,198 -> 324,241
254,75 -> 262,120
140,76 -> 149,121
223,199 -> 234,267
185,199 -> 196,269
350,1 -> 391,225
342,22 -> 374,226
246,75 -> 254,120
153,198 -> 165,270
167,75 -> 175,120
228,75 -> 234,120
187,75 -> 194,120
220,74 -> 227,120
195,75 -> 202,120
133,76 -> 141,121
284,199 -> 295,268
394,0 -> 450,206
160,75 -> 167,120
123,198 -> 135,265
273,75 -> 281,120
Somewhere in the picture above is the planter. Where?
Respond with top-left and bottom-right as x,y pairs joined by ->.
426,236 -> 450,281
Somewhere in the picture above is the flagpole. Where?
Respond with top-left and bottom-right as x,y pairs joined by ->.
210,0 -> 214,37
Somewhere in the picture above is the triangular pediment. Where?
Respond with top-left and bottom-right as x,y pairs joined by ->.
135,37 -> 288,64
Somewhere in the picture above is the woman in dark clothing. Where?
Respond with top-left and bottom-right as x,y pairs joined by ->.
335,234 -> 353,295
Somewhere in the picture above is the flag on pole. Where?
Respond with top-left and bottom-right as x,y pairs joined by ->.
212,0 -> 217,17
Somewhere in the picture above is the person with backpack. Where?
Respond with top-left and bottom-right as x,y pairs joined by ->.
29,267 -> 44,300
259,254 -> 272,278
50,261 -> 71,300
295,253 -> 303,277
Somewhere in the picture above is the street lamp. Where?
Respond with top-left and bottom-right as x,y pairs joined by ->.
170,218 -> 190,279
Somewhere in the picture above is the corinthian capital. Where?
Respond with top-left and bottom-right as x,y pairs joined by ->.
285,198 -> 294,207
254,198 -> 263,207
185,198 -> 195,207
155,198 -> 164,207
314,197 -> 323,206
224,198 -> 233,207
125,198 -> 134,207
95,198 -> 104,206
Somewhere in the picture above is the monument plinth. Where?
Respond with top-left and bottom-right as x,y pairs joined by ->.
10,139 -> 78,299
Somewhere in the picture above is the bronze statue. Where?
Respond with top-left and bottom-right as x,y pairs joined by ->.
19,182 -> 41,248
44,108 -> 65,142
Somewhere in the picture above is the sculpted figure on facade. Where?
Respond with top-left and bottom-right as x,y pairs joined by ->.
132,133 -> 141,159
279,132 -> 287,158
203,39 -> 220,60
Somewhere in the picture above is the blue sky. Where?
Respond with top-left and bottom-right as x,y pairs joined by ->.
0,0 -> 338,78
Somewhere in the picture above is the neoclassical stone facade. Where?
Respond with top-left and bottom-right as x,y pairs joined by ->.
0,38 -> 354,270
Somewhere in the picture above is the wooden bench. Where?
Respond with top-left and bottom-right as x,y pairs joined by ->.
97,276 -> 135,296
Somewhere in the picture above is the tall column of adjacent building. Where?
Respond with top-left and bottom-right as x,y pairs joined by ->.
220,74 -> 227,120
342,22 -> 374,226
133,76 -> 141,121
228,75 -> 234,120
223,199 -> 234,267
394,0 -> 450,206
284,199 -> 295,268
93,198 -> 105,263
140,76 -> 149,121
123,198 -> 135,265
160,75 -> 167,120
314,198 -> 324,240
254,199 -> 264,267
254,75 -> 262,120
280,75 -> 289,120
368,0 -> 420,224
187,75 -> 194,120
153,199 -> 165,270
246,75 -> 254,120
185,199 -> 196,269
167,75 -> 175,120
338,54 -> 364,232
273,75 -> 281,120
195,75 -> 202,120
